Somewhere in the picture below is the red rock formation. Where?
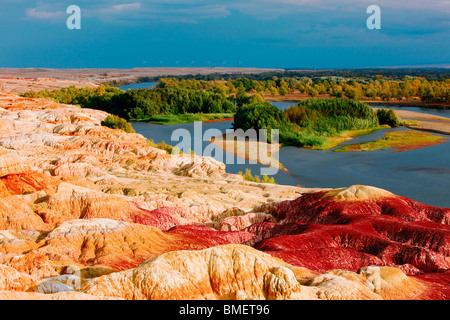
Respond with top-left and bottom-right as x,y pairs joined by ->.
166,225 -> 254,246
131,206 -> 186,231
81,244 -> 440,300
1,254 -> 59,279
0,90 -> 448,300
29,219 -> 253,271
1,172 -> 97,196
413,271 -> 450,300
246,186 -> 450,275
0,195 -> 47,231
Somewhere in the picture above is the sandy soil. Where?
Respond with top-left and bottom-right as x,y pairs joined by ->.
381,109 -> 450,122
0,67 -> 280,85
210,132 -> 284,172
404,121 -> 450,135
376,109 -> 450,135
0,77 -> 99,94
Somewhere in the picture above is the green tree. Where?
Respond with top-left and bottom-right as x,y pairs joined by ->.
377,109 -> 401,127
233,102 -> 287,142
101,114 -> 136,133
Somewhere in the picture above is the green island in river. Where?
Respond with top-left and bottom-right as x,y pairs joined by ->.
21,75 -> 449,156
334,130 -> 447,153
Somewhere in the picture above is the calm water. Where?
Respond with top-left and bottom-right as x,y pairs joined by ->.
118,82 -> 158,90
271,102 -> 450,118
125,89 -> 449,207
132,115 -> 450,207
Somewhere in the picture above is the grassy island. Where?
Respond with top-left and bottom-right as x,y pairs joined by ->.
233,98 -> 398,150
334,130 -> 447,153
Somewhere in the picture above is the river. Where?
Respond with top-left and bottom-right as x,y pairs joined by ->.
121,84 -> 450,207
131,119 -> 449,208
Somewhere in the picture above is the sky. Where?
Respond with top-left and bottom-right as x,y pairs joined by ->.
0,0 -> 449,69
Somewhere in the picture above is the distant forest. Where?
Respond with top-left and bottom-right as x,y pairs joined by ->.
21,67 -> 447,152
116,68 -> 450,84
23,67 -> 450,126
154,75 -> 450,104
104,68 -> 450,105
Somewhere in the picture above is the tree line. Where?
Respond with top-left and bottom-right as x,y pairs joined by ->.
127,68 -> 450,83
22,86 -> 236,121
155,76 -> 450,104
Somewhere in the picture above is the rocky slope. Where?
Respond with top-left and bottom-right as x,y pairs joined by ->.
83,244 -> 428,300
0,89 -> 448,300
246,186 -> 450,275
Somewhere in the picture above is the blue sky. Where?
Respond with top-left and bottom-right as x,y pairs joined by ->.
0,0 -> 449,68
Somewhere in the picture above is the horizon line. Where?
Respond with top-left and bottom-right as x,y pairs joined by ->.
0,64 -> 449,71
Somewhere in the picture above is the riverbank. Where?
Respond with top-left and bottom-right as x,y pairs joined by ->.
334,130 -> 447,153
209,106 -> 449,169
382,109 -> 450,135
210,132 -> 286,172
264,93 -> 450,109
131,113 -> 234,125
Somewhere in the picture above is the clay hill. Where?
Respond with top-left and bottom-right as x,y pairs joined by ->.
0,88 -> 448,300
0,67 -> 280,94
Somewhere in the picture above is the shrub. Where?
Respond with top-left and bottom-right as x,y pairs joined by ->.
261,175 -> 276,184
238,169 -> 276,184
294,98 -> 377,120
101,114 -> 135,133
284,99 -> 379,137
233,102 -> 287,142
376,109 -> 402,127
279,127 -> 329,148
147,139 -> 175,154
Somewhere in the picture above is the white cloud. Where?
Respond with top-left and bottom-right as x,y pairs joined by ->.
22,0 -> 450,24
108,2 -> 141,13
90,1 -> 229,23
26,7 -> 64,20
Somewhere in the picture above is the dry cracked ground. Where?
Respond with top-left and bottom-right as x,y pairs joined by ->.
0,84 -> 449,300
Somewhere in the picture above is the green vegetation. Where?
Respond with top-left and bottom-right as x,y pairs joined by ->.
135,69 -> 450,83
22,86 -> 236,122
376,108 -> 402,127
334,130 -> 446,152
101,114 -> 135,133
233,98 -> 383,149
21,75 -> 447,153
27,73 -> 450,106
285,99 -> 379,134
237,169 -> 276,184
22,85 -> 123,106
155,74 -> 450,104
233,102 -> 287,142
136,113 -> 234,125
147,139 -> 176,154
